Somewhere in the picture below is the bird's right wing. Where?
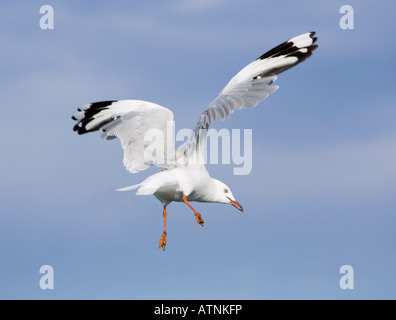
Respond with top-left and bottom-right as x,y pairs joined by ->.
72,100 -> 176,173
177,32 -> 318,166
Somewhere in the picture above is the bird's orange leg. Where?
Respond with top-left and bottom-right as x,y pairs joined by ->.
159,206 -> 167,251
182,195 -> 204,227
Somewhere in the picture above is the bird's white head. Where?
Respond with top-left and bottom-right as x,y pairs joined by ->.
211,179 -> 243,212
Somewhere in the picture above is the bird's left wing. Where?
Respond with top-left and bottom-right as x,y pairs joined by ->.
73,100 -> 176,173
177,32 -> 318,166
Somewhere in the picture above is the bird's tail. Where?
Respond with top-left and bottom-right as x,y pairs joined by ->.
116,184 -> 141,192
116,183 -> 161,195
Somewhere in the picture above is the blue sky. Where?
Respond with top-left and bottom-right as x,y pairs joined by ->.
1,0 -> 395,299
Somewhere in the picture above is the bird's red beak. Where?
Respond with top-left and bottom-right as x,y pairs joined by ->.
227,197 -> 243,212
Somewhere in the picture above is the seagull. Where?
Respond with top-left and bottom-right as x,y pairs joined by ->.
72,32 -> 318,250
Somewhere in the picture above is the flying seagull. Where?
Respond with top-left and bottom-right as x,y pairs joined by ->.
72,32 -> 318,250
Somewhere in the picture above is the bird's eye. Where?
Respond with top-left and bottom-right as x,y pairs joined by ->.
224,189 -> 229,194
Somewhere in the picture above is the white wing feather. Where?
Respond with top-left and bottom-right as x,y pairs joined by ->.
177,32 -> 318,166
73,100 -> 175,174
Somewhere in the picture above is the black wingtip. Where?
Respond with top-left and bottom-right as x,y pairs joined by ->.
72,100 -> 119,135
309,31 -> 318,45
253,32 -> 318,78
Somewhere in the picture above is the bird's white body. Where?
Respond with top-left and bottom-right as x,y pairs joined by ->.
72,32 -> 318,249
158,169 -> 232,204
118,166 -> 234,206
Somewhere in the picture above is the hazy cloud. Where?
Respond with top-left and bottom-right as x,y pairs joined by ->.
172,0 -> 230,13
254,134 -> 396,200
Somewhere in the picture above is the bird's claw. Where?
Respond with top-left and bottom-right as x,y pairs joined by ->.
195,213 -> 204,227
159,232 -> 167,251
